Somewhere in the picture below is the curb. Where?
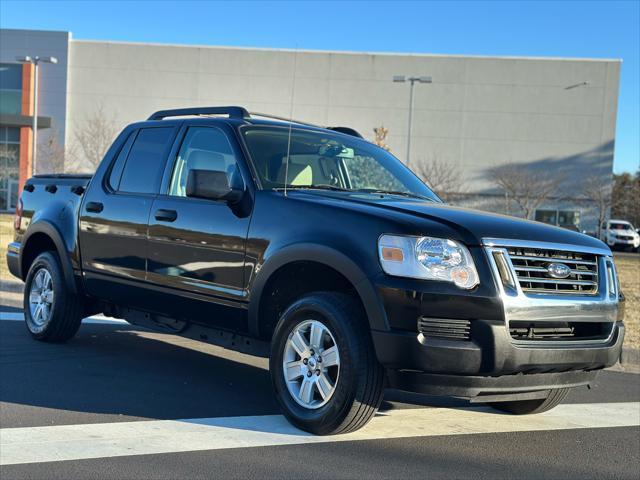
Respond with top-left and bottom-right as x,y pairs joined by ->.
0,279 -> 24,293
620,347 -> 640,368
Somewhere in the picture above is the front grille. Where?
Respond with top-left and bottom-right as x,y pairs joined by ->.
418,317 -> 470,340
506,247 -> 599,295
509,321 -> 611,341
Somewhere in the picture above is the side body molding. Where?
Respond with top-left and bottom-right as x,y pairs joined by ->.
247,243 -> 389,337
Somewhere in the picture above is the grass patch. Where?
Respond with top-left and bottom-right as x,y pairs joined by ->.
0,213 -> 14,282
615,254 -> 640,349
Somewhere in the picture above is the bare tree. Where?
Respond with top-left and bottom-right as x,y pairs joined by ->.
489,164 -> 564,219
581,174 -> 612,233
38,129 -> 67,174
73,105 -> 119,171
611,171 -> 640,226
416,157 -> 467,202
372,126 -> 391,151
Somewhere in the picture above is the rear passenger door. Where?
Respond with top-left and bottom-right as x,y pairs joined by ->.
146,123 -> 253,331
79,124 -> 178,308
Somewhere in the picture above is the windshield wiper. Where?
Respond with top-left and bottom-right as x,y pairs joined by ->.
355,188 -> 433,201
275,184 -> 351,192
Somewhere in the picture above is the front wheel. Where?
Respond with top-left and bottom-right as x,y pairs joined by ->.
489,388 -> 570,415
23,252 -> 83,342
270,292 -> 384,435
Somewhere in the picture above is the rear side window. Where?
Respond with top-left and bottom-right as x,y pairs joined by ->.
118,127 -> 174,194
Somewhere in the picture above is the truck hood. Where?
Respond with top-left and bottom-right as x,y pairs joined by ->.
298,191 -> 609,251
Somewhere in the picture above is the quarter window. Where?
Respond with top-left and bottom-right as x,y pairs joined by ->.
107,131 -> 136,191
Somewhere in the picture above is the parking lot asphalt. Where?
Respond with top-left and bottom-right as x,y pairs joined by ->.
1,309 -> 639,480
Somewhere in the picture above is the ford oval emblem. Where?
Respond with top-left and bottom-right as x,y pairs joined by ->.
547,263 -> 572,279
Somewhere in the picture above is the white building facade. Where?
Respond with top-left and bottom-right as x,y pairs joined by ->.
0,28 -> 621,231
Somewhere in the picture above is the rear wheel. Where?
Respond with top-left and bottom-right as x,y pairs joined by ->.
489,388 -> 570,415
270,292 -> 384,435
23,252 -> 83,342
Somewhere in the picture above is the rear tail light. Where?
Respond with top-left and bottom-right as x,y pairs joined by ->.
14,198 -> 23,231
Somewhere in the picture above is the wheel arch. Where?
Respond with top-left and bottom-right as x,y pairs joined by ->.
247,243 -> 388,339
20,221 -> 78,294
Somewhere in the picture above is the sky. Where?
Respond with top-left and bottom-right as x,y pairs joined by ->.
1,0 -> 638,174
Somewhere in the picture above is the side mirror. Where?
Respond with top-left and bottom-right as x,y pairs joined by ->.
186,169 -> 244,204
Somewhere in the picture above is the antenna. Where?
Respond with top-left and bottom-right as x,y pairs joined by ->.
283,48 -> 298,197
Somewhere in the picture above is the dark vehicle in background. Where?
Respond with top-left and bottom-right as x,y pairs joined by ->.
7,107 -> 625,435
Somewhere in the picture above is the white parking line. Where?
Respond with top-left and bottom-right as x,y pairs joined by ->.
0,311 -> 129,325
1,402 -> 638,465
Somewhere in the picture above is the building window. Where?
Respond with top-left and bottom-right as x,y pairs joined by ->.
0,127 -> 20,211
0,63 -> 23,115
535,209 -> 581,231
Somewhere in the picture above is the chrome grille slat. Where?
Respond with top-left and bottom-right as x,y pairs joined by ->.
506,246 -> 599,296
510,255 -> 597,266
513,266 -> 596,276
515,278 -> 597,286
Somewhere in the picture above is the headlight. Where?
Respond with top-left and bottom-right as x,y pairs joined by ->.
378,235 -> 479,289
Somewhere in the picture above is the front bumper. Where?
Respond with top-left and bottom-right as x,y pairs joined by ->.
373,320 -> 624,375
612,238 -> 640,248
371,239 -> 624,398
6,242 -> 21,279
373,321 -> 623,398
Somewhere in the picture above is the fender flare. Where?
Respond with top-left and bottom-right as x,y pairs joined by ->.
247,243 -> 389,337
21,221 -> 78,294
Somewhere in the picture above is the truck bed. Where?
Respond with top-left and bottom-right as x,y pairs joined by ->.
9,174 -> 93,280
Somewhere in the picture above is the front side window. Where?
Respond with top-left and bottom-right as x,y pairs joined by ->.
118,127 -> 174,194
241,126 -> 439,202
169,127 -> 238,197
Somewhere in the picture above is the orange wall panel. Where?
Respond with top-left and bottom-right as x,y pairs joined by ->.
18,63 -> 35,191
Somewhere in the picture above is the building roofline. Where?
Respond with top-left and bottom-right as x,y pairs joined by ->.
70,38 -> 622,63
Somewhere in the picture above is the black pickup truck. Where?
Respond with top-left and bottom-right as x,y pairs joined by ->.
7,106 -> 624,435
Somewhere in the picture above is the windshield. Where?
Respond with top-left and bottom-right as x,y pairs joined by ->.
241,126 -> 440,202
610,222 -> 634,230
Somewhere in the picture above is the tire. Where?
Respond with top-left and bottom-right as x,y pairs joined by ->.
23,251 -> 83,342
489,388 -> 570,415
270,292 -> 384,435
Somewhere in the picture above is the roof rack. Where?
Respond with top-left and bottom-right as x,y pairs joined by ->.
148,106 -> 250,120
249,111 -> 320,128
147,106 -> 363,138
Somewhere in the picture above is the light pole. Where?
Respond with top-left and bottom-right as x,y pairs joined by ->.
16,55 -> 58,176
393,75 -> 432,167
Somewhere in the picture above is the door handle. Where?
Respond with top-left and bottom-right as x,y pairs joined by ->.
154,209 -> 178,222
86,202 -> 104,213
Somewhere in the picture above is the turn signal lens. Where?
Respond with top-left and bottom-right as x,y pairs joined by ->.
381,247 -> 404,262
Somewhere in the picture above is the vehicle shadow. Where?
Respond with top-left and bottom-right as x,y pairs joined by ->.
0,319 -> 278,423
0,317 -> 478,427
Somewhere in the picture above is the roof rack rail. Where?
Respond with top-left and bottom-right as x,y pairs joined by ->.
249,112 -> 321,128
250,112 -> 363,138
328,127 -> 363,138
148,106 -> 250,121
147,107 -> 363,138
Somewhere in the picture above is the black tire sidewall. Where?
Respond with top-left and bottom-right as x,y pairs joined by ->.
23,252 -> 67,340
270,294 -> 367,433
